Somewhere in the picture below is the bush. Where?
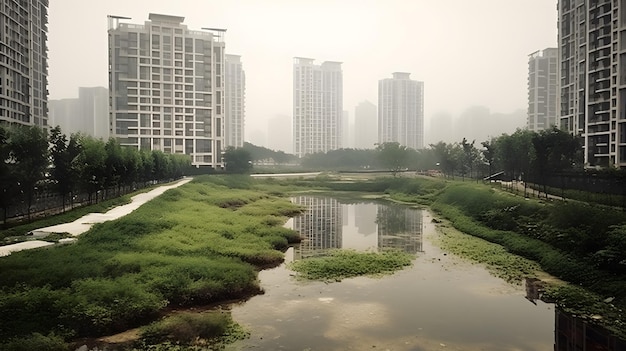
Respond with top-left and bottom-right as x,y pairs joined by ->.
140,311 -> 232,344
0,333 -> 69,351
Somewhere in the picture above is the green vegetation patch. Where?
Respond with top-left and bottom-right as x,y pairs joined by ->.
0,175 -> 302,342
138,311 -> 249,348
434,225 -> 541,284
289,249 -> 414,281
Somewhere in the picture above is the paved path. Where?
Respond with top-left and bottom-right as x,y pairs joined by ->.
0,178 -> 192,257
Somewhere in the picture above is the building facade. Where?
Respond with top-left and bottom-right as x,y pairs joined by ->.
354,100 -> 377,149
293,58 -> 343,157
558,0 -> 626,168
0,0 -> 48,127
528,48 -> 558,132
108,13 -> 225,168
378,72 -> 424,150
225,54 -> 245,148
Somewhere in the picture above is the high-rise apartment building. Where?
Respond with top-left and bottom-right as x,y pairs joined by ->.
559,1 -> 626,168
378,72 -> 424,150
225,54 -> 245,148
108,14 -> 225,168
528,48 -> 558,132
354,100 -> 377,149
0,0 -> 48,127
49,87 -> 109,139
293,58 -> 343,157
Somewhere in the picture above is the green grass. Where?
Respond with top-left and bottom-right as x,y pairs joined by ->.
288,249 -> 414,281
0,176 -> 303,342
139,311 -> 248,346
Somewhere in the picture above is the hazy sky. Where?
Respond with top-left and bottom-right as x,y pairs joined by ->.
48,0 -> 557,144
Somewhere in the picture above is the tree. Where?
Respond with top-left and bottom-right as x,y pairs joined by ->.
8,125 -> 49,220
139,150 -> 154,184
0,126 -> 19,225
73,136 -> 107,204
104,138 -> 125,196
49,126 -> 82,212
481,140 -> 495,179
375,142 -> 410,176
493,129 -> 534,181
429,141 -> 461,178
223,147 -> 253,174
460,138 -> 481,181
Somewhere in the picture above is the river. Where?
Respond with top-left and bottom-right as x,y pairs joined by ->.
226,196 -> 560,350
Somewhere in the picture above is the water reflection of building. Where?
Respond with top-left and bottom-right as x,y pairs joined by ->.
290,197 -> 424,259
376,205 -> 423,253
555,310 -> 626,350
355,203 -> 377,236
291,196 -> 342,259
525,278 -> 626,350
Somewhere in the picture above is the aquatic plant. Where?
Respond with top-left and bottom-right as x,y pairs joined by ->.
288,249 -> 414,281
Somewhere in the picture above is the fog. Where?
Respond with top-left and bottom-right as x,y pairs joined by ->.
48,0 -> 557,151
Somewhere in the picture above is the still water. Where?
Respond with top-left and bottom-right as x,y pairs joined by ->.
226,196 -> 614,350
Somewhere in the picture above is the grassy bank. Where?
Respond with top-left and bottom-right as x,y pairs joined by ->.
430,181 -> 626,337
0,175 -> 303,348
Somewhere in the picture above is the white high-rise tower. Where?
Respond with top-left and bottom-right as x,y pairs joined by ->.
293,58 -> 343,157
108,13 -> 226,168
225,54 -> 245,148
378,72 -> 424,150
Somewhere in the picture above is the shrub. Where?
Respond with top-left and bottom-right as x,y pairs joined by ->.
140,311 -> 232,344
0,332 -> 69,351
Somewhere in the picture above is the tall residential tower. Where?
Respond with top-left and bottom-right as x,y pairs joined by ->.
293,58 -> 343,157
225,54 -> 245,148
559,1 -> 626,168
378,72 -> 424,150
108,14 -> 226,168
0,0 -> 49,127
528,48 -> 558,132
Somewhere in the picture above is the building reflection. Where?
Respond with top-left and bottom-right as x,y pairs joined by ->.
524,278 -> 626,350
376,204 -> 423,253
291,196 -> 343,259
289,196 -> 423,260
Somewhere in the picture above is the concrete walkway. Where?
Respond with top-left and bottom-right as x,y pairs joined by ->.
0,178 -> 192,257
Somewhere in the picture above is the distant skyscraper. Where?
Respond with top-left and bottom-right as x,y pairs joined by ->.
354,100 -> 377,149
559,2 -> 625,168
378,73 -> 424,150
108,13 -> 226,168
527,48 -> 558,132
49,87 -> 109,139
225,54 -> 245,148
0,0 -> 49,127
293,58 -> 343,157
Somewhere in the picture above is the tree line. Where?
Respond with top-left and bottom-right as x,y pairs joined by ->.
298,126 -> 586,181
1,125 -> 191,224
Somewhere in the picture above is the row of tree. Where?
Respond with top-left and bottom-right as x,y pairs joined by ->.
299,127 -> 584,182
1,125 -> 191,223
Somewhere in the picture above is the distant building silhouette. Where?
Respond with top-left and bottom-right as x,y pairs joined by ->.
378,72 -> 424,150
225,54 -> 245,148
267,114 -> 292,153
354,100 -> 377,149
342,110 -> 352,148
49,87 -> 109,139
558,2 -> 625,168
108,14 -> 226,168
527,48 -> 558,132
0,0 -> 48,127
293,58 -> 343,157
